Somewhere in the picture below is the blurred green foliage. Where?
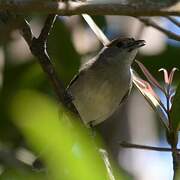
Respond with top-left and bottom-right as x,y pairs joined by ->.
9,89 -> 126,180
0,61 -> 44,144
1,169 -> 46,180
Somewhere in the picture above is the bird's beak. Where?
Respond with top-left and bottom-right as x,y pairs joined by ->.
133,40 -> 146,49
127,40 -> 145,52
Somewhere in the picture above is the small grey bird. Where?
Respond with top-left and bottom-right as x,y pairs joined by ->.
66,37 -> 145,126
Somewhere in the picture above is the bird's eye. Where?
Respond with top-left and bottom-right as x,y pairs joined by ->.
116,41 -> 124,48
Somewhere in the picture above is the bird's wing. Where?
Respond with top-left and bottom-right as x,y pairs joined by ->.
66,57 -> 96,91
66,46 -> 107,91
119,88 -> 130,105
119,80 -> 132,105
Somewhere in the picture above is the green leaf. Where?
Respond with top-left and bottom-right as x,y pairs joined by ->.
0,60 -> 48,144
10,90 -> 126,180
171,82 -> 180,131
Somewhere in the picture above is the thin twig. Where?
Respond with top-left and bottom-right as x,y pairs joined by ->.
29,14 -> 80,115
139,17 -> 180,41
166,16 -> 180,27
38,14 -> 57,42
120,141 -> 180,152
20,19 -> 33,46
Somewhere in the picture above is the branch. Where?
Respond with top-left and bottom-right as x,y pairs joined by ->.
120,141 -> 180,152
166,129 -> 180,179
139,17 -> 180,41
22,14 -> 80,115
0,12 -> 80,116
121,138 -> 180,177
38,14 -> 57,42
166,16 -> 180,27
29,15 -> 66,103
20,19 -> 33,46
0,1 -> 179,16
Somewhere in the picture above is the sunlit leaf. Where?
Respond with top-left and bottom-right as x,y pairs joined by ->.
132,69 -> 169,130
169,68 -> 178,85
0,60 -> 44,144
171,82 -> 180,131
135,60 -> 164,93
159,68 -> 169,85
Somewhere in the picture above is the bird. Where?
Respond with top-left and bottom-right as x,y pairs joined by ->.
66,37 -> 145,127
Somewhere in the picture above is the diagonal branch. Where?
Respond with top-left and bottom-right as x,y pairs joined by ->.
29,15 -> 66,103
20,19 -> 33,46
0,12 -> 80,116
138,17 -> 180,41
21,14 -> 80,116
166,16 -> 180,27
38,14 -> 57,42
